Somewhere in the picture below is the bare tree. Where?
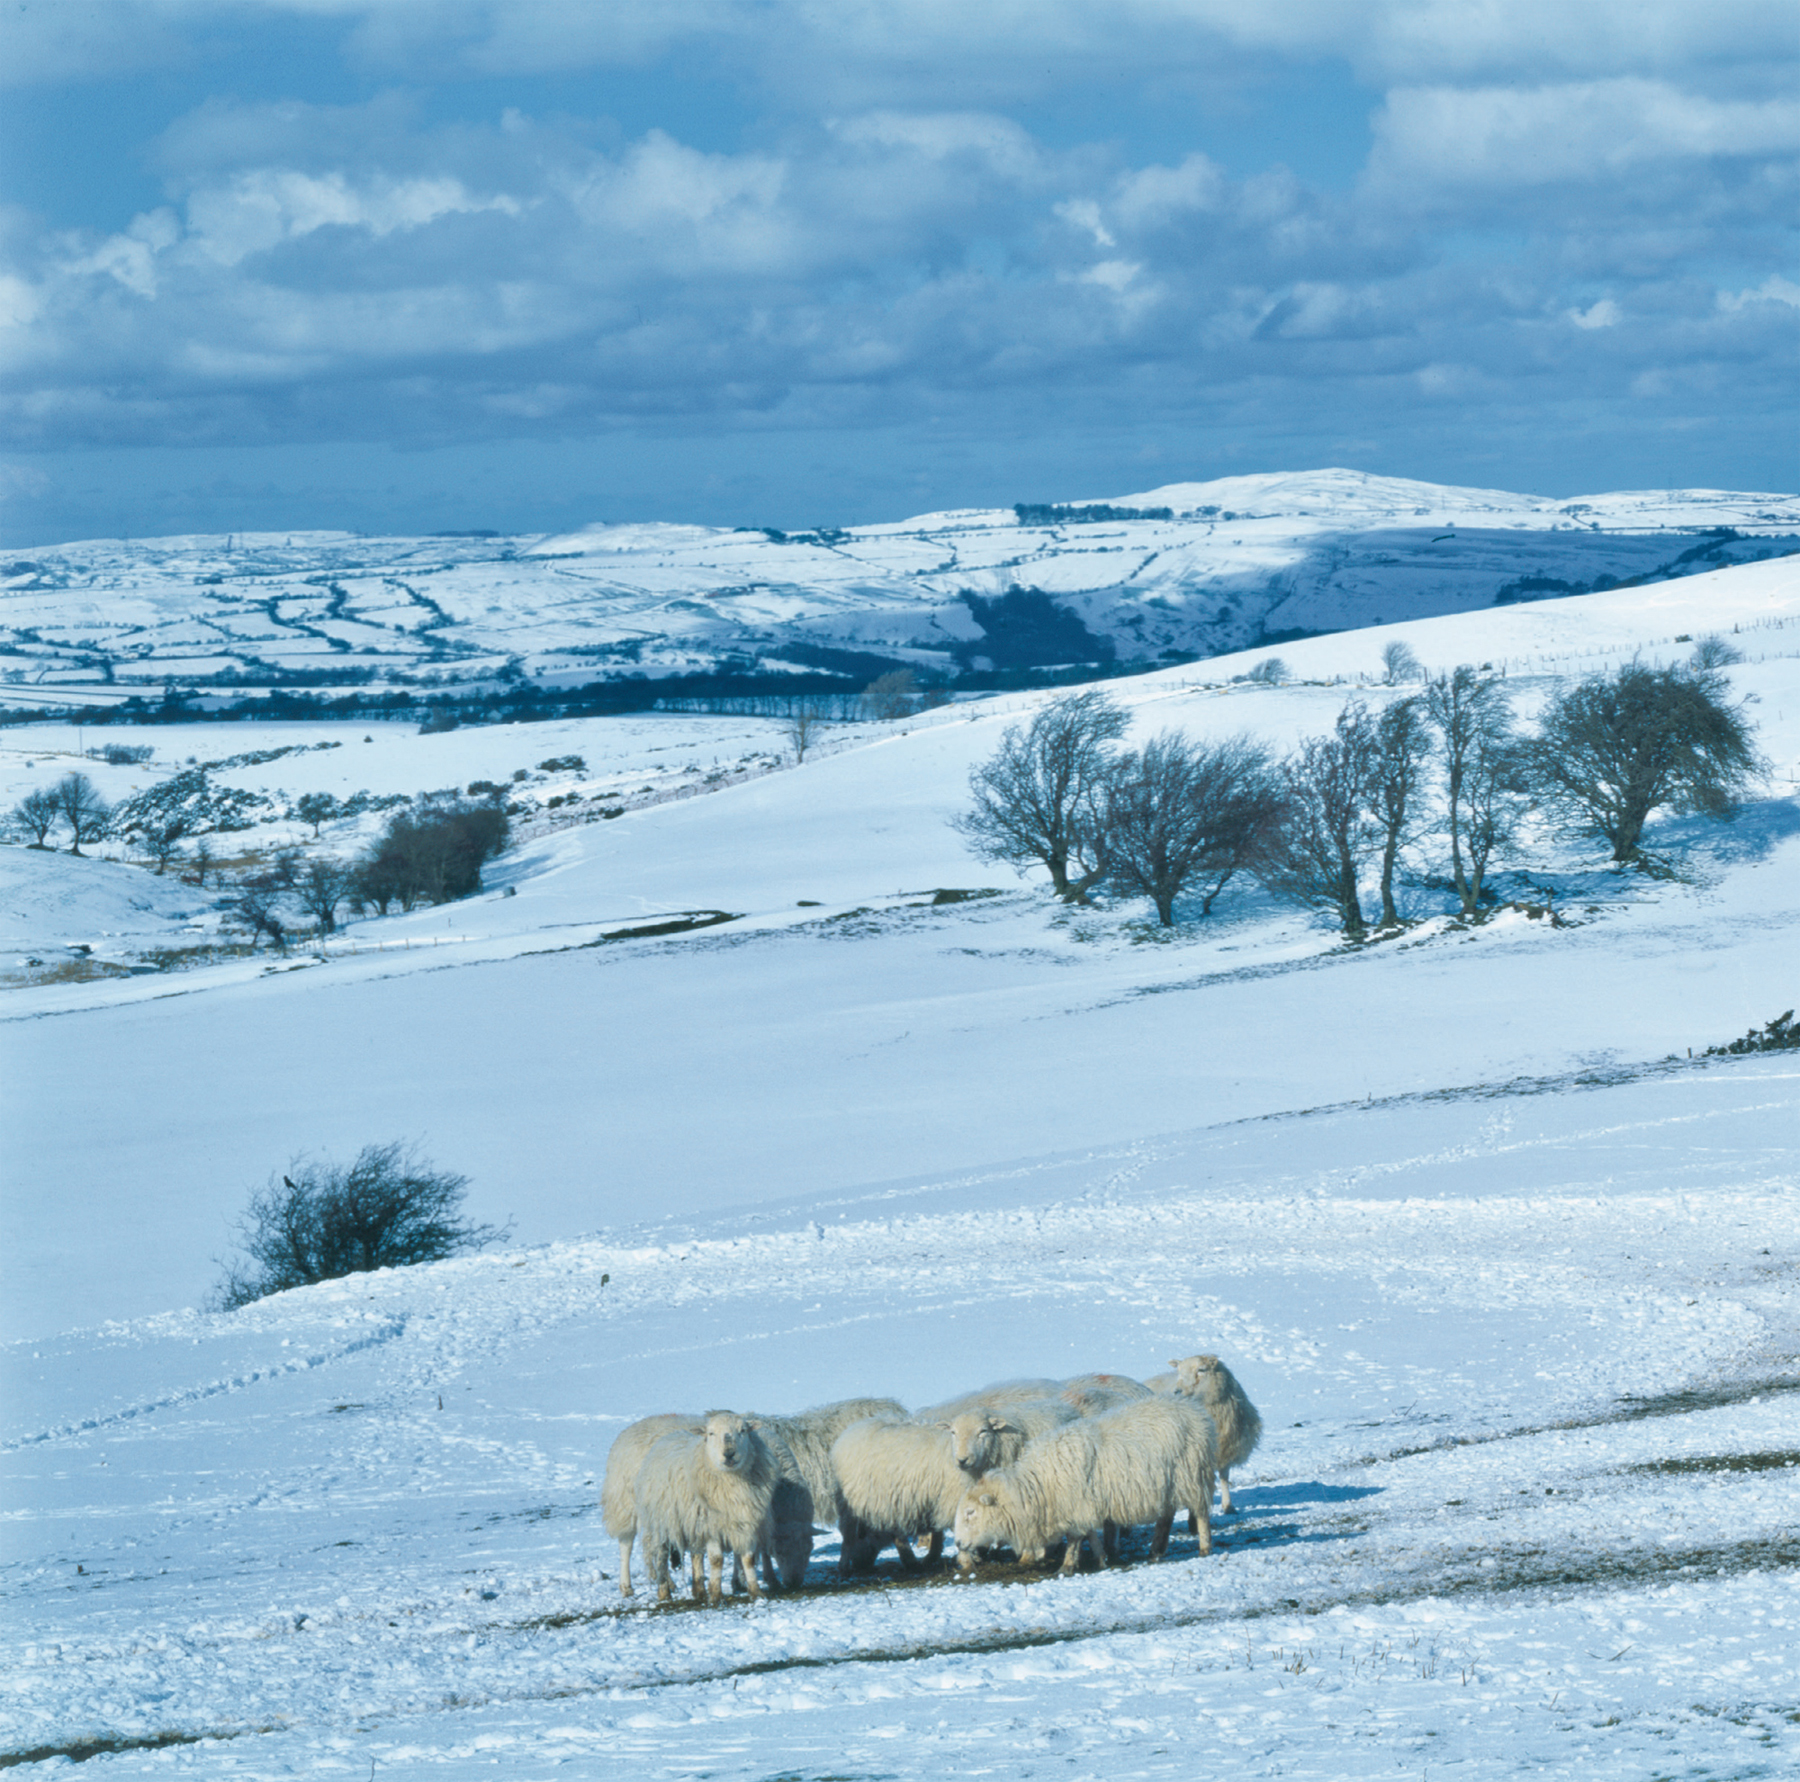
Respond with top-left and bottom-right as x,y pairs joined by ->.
51,771 -> 111,856
1368,698 -> 1433,927
187,839 -> 215,887
224,879 -> 289,952
267,845 -> 303,890
295,792 -> 337,837
1531,662 -> 1761,861
1264,703 -> 1380,939
1101,732 -> 1284,926
140,816 -> 190,875
1460,734 -> 1532,907
295,857 -> 356,935
1422,666 -> 1512,915
211,1141 -> 507,1309
1380,641 -> 1424,685
1689,634 -> 1742,672
862,669 -> 920,721
1245,657 -> 1288,685
11,785 -> 62,848
951,689 -> 1130,900
784,696 -> 832,763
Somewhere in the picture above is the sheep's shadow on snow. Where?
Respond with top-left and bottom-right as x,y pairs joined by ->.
1230,1481 -> 1382,1510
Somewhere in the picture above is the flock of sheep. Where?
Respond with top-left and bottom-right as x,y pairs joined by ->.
600,1354 -> 1263,1606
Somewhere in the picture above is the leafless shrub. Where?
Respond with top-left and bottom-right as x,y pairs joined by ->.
212,1142 -> 507,1309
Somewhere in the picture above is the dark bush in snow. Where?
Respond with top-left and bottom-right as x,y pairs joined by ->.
538,755 -> 586,773
211,1142 -> 506,1309
354,799 -> 509,911
1704,1009 -> 1799,1057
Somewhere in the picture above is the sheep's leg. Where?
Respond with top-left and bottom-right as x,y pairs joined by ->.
1149,1512 -> 1174,1559
838,1515 -> 875,1576
619,1531 -> 636,1598
894,1534 -> 921,1573
925,1529 -> 944,1566
760,1546 -> 779,1592
1219,1465 -> 1235,1514
689,1548 -> 705,1602
736,1543 -> 762,1601
1102,1519 -> 1121,1564
705,1541 -> 725,1607
652,1539 -> 673,1606
1192,1496 -> 1213,1556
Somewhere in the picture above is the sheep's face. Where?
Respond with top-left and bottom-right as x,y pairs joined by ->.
703,1413 -> 755,1472
947,1411 -> 1009,1473
953,1486 -> 1008,1561
1172,1355 -> 1221,1397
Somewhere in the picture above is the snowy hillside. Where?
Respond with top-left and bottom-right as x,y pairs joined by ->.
2,554 -> 1798,1778
4,470 -> 1796,706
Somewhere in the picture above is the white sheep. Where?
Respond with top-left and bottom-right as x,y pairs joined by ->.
746,1396 -> 907,1576
915,1378 -> 1063,1420
1165,1354 -> 1262,1512
830,1413 -> 1002,1570
943,1396 -> 1079,1470
1057,1372 -> 1155,1416
636,1411 -> 779,1606
755,1431 -> 816,1591
953,1396 -> 1218,1574
600,1411 -> 699,1597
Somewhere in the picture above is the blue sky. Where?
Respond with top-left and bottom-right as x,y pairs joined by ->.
2,0 -> 1796,545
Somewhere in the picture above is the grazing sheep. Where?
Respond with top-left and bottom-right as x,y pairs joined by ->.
637,1411 -> 779,1606
1166,1355 -> 1262,1512
746,1396 -> 907,1575
831,1414 -> 1000,1570
755,1432 -> 815,1591
601,1411 -> 699,1597
953,1396 -> 1217,1574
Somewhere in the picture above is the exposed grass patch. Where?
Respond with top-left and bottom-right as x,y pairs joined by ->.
0,1729 -> 249,1768
1630,1450 -> 1800,1476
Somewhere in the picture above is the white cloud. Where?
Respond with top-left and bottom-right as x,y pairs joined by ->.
1568,298 -> 1621,329
184,171 -> 522,266
13,1 -> 1795,92
1370,79 -> 1800,191
1718,274 -> 1800,311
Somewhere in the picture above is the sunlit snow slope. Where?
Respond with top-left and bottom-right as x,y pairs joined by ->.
2,554 -> 1798,1781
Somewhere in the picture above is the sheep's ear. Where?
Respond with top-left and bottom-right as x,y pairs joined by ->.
994,1419 -> 1021,1436
978,1491 -> 997,1506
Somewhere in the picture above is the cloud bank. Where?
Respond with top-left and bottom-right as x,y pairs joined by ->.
2,0 -> 1795,537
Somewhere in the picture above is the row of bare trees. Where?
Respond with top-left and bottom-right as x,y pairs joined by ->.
954,654 -> 1760,933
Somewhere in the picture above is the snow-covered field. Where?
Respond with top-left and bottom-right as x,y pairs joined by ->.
3,554 -> 1798,1777
6,469 -> 1797,699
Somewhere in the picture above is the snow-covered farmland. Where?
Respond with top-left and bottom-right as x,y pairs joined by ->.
2,554 -> 1798,1778
6,470 -> 1797,700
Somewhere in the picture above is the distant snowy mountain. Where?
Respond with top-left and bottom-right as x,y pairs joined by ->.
4,469 -> 1796,708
